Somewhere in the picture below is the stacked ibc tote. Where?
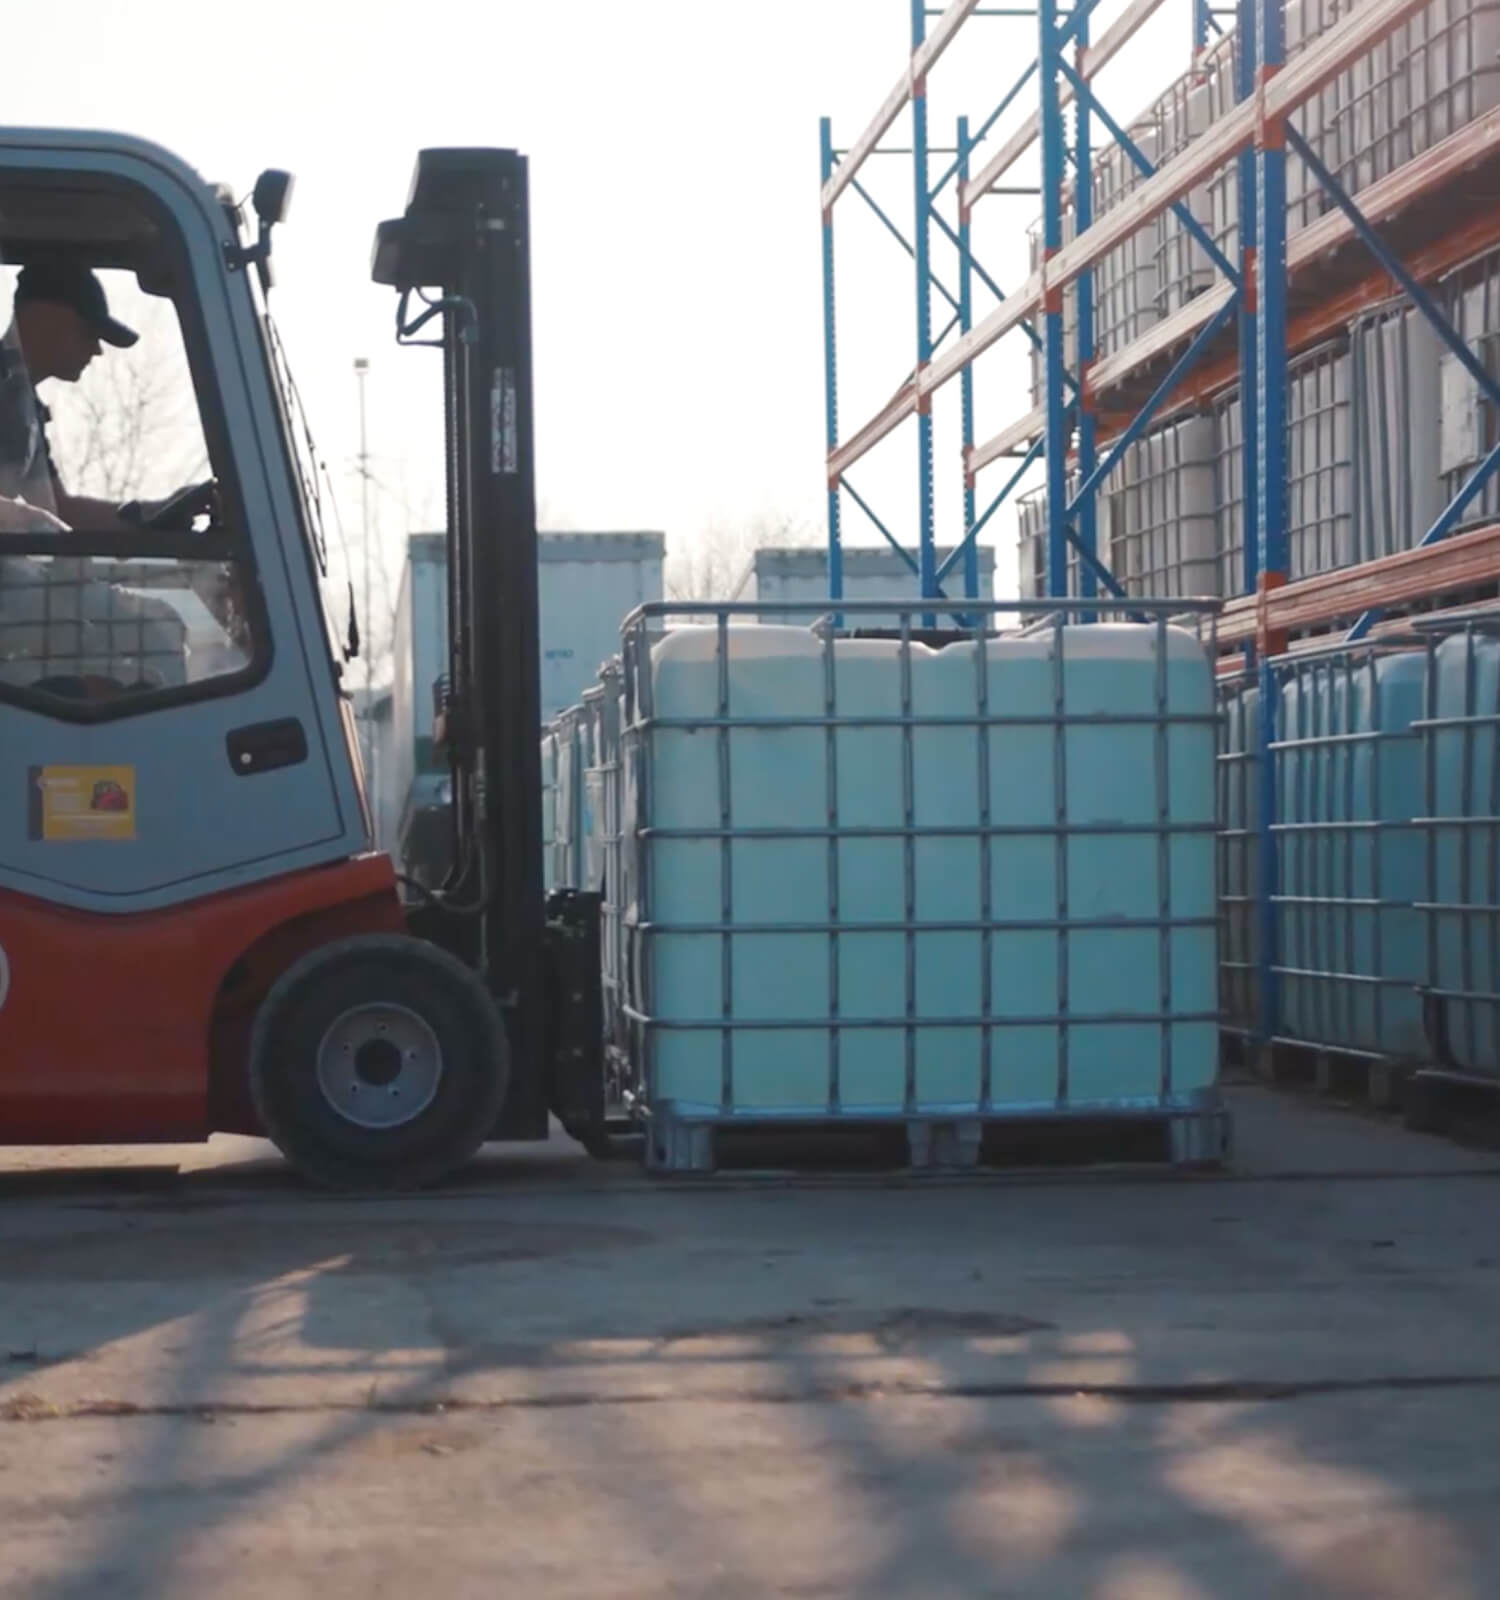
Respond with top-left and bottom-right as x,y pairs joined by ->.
546,595 -> 1228,1171
805,0 -> 1500,1122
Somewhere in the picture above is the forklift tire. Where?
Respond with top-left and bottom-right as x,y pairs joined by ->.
248,934 -> 510,1192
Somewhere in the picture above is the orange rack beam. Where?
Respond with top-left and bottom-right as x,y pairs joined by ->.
1214,521 -> 1500,649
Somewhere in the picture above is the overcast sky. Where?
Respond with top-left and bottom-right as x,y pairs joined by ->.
6,0 -> 1194,602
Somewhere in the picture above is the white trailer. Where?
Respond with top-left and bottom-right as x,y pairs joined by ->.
737,545 -> 996,626
383,530 -> 664,859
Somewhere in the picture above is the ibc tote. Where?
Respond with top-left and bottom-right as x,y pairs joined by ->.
1268,641 -> 1427,1061
1417,614 -> 1500,1079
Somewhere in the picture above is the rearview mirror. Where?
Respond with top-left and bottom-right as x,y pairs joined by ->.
253,169 -> 294,228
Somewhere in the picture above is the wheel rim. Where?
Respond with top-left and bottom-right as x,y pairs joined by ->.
314,1003 -> 444,1130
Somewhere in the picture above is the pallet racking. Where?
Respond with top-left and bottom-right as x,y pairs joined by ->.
819,0 -> 1500,1050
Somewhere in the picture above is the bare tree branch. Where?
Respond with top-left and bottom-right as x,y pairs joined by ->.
665,509 -> 820,609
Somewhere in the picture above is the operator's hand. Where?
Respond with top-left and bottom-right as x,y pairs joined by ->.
118,481 -> 216,534
0,496 -> 70,534
117,496 -> 168,529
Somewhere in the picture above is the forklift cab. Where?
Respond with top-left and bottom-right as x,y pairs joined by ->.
0,135 -> 371,904
0,130 -> 605,1187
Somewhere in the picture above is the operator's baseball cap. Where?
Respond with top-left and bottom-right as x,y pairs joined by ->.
14,261 -> 138,348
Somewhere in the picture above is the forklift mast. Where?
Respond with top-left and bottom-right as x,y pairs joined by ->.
371,150 -> 550,1138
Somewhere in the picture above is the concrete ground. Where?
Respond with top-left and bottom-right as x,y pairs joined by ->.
3,1087 -> 1500,1598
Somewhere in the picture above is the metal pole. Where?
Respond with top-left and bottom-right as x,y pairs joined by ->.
1253,0 -> 1287,1055
911,0 -> 936,626
1255,0 -> 1287,590
1237,0 -> 1259,597
1073,10 -> 1097,614
1039,0 -> 1070,599
820,118 -> 844,620
958,114 -> 979,602
354,355 -> 373,784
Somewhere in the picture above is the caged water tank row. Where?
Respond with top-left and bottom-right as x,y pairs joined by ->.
1217,619 -> 1500,1084
1422,620 -> 1500,1077
1018,249 -> 1485,606
1017,417 -> 1218,602
546,602 -> 1229,1168
542,675 -> 619,897
1030,0 -> 1500,371
1216,643 -> 1426,1060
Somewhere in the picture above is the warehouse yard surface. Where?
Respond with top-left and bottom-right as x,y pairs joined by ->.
3,1088 -> 1500,1598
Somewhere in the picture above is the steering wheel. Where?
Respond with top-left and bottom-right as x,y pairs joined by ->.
119,479 -> 220,534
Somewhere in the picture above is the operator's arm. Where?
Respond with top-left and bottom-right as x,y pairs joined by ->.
50,486 -> 132,533
0,496 -> 69,534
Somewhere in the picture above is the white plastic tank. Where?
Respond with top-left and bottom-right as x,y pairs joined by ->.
1115,416 -> 1220,598
550,706 -> 584,892
1203,32 -> 1242,260
1026,202 -> 1078,410
1090,118 -> 1162,360
622,620 -> 1219,1115
1406,0 -> 1500,164
540,725 -> 559,895
1286,342 -> 1355,580
1352,301 -> 1443,563
1217,673 -> 1262,1035
1438,250 -> 1500,531
1152,70 -> 1215,314
1273,649 -> 1427,1059
1426,626 -> 1500,1077
1017,476 -> 1103,599
1213,387 -> 1244,596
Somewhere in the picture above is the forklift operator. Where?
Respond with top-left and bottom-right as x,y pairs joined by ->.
0,261 -> 200,695
0,261 -> 140,529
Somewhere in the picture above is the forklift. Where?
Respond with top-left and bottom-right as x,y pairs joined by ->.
0,130 -> 610,1187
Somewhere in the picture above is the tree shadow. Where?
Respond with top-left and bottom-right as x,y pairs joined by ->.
4,1158 -> 1500,1595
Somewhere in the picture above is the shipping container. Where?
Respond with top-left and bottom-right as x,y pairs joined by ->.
538,533 -> 665,725
740,545 -> 996,625
387,529 -> 664,875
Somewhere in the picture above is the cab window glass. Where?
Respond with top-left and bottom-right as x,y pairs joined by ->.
0,180 -> 265,716
39,272 -> 210,505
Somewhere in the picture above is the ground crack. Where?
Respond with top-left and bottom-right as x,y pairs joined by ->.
6,1371 -> 1500,1422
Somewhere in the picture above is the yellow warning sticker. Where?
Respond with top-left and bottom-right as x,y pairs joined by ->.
28,766 -> 137,842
